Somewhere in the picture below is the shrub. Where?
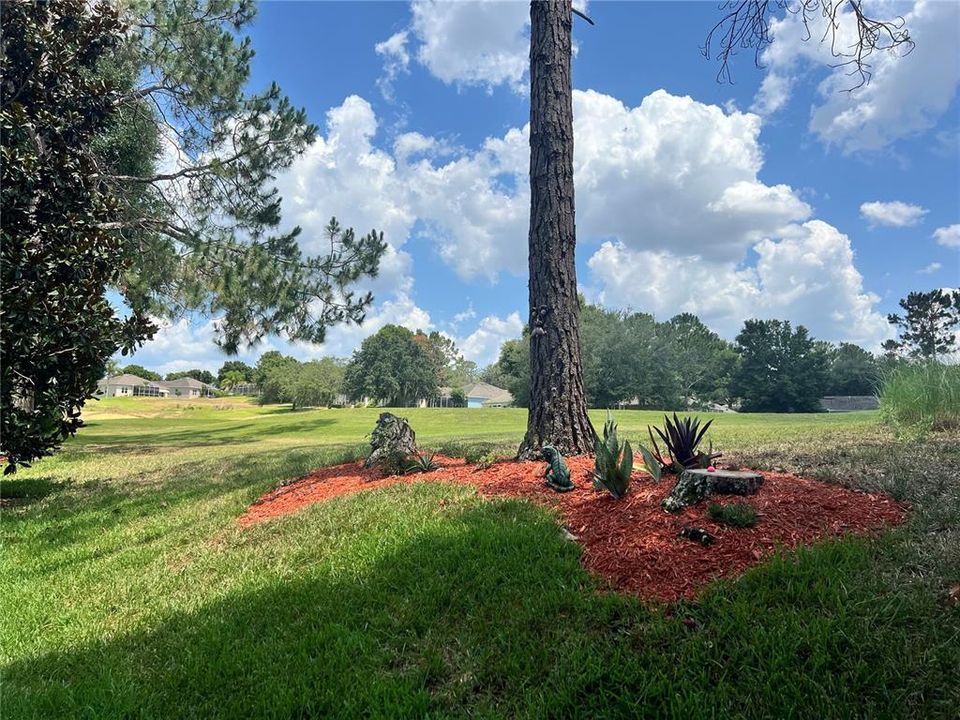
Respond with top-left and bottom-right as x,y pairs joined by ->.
593,413 -> 633,499
708,502 -> 758,528
474,452 -> 499,470
880,361 -> 960,436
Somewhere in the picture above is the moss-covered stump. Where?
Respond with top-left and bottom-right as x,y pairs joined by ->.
662,469 -> 763,513
364,412 -> 418,469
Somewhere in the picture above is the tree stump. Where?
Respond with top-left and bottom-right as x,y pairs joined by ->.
662,469 -> 763,513
365,412 -> 418,469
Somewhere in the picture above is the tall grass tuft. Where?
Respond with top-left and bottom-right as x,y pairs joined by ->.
879,361 -> 960,435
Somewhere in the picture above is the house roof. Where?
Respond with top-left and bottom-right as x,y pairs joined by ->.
101,374 -> 154,386
158,377 -> 213,390
439,382 -> 513,405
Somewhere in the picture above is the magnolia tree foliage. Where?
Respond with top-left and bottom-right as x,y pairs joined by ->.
0,1 -> 151,471
1,0 -> 386,471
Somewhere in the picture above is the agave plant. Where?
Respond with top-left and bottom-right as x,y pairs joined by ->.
405,452 -> 440,474
593,413 -> 634,499
647,413 -> 718,472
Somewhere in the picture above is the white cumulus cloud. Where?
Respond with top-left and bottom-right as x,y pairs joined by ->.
588,220 -> 891,348
458,312 -> 525,366
860,200 -> 928,227
933,224 -> 960,247
753,0 -> 960,153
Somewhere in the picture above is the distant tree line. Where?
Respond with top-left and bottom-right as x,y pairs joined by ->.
483,292 -> 958,413
110,290 -> 958,414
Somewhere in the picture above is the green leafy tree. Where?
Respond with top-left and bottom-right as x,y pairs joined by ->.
344,325 -> 437,406
732,319 -> 829,413
165,369 -> 215,385
257,353 -> 300,405
884,290 -> 959,360
285,358 -> 345,411
579,304 -> 680,409
449,388 -> 468,408
217,361 -> 254,386
218,370 -> 248,392
824,343 -> 881,396
0,1 -> 153,471
665,313 -> 739,406
121,364 -> 162,381
1,0 -> 386,471
486,337 -> 531,409
413,331 -> 478,388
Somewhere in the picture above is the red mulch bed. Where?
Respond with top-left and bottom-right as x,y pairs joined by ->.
238,455 -> 906,603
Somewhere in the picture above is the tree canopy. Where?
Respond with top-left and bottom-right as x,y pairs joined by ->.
883,289 -> 959,360
344,325 -> 439,407
732,319 -> 829,413
1,0 -> 387,471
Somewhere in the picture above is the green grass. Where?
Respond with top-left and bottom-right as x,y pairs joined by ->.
880,361 -> 960,435
708,501 -> 759,528
2,398 -> 958,718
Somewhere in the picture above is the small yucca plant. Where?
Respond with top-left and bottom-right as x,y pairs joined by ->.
405,452 -> 439,474
593,413 -> 634,499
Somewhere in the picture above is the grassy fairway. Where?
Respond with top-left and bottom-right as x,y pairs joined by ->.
2,398 -> 958,718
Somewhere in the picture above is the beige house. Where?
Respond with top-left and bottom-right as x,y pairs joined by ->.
97,374 -> 169,397
97,375 -> 217,398
159,377 -> 217,398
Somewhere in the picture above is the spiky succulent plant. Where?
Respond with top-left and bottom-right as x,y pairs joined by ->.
647,414 -> 716,472
593,413 -> 634,499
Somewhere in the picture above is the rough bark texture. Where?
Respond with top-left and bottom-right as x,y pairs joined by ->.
518,0 -> 595,460
365,412 -> 418,469
662,469 -> 764,513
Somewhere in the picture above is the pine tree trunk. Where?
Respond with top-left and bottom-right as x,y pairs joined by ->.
517,0 -> 595,459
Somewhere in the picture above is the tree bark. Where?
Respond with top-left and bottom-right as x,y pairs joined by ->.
518,0 -> 595,459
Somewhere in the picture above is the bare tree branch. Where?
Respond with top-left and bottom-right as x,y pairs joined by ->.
703,0 -> 913,89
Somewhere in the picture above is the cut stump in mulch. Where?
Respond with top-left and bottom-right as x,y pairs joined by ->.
238,455 -> 906,603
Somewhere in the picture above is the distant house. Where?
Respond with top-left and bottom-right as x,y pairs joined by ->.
820,395 -> 880,412
158,377 -> 217,398
97,374 -> 169,397
97,374 -> 218,398
431,382 -> 513,408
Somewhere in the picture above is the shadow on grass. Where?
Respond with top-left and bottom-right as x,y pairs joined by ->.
75,418 -> 340,451
4,502 -> 591,718
6,444 -> 367,564
6,498 -> 959,720
0,477 -> 65,501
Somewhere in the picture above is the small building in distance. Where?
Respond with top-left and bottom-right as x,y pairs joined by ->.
159,377 -> 218,398
431,382 -> 513,408
820,395 -> 880,412
97,375 -> 218,398
97,374 -> 169,398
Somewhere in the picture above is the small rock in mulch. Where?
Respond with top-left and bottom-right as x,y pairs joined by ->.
237,455 -> 907,603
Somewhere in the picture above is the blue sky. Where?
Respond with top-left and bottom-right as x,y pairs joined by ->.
129,0 -> 960,375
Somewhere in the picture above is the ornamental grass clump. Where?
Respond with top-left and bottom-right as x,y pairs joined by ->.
880,361 -> 960,436
593,413 -> 633,499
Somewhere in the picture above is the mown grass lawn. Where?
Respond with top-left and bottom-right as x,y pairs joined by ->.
2,398 -> 958,718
